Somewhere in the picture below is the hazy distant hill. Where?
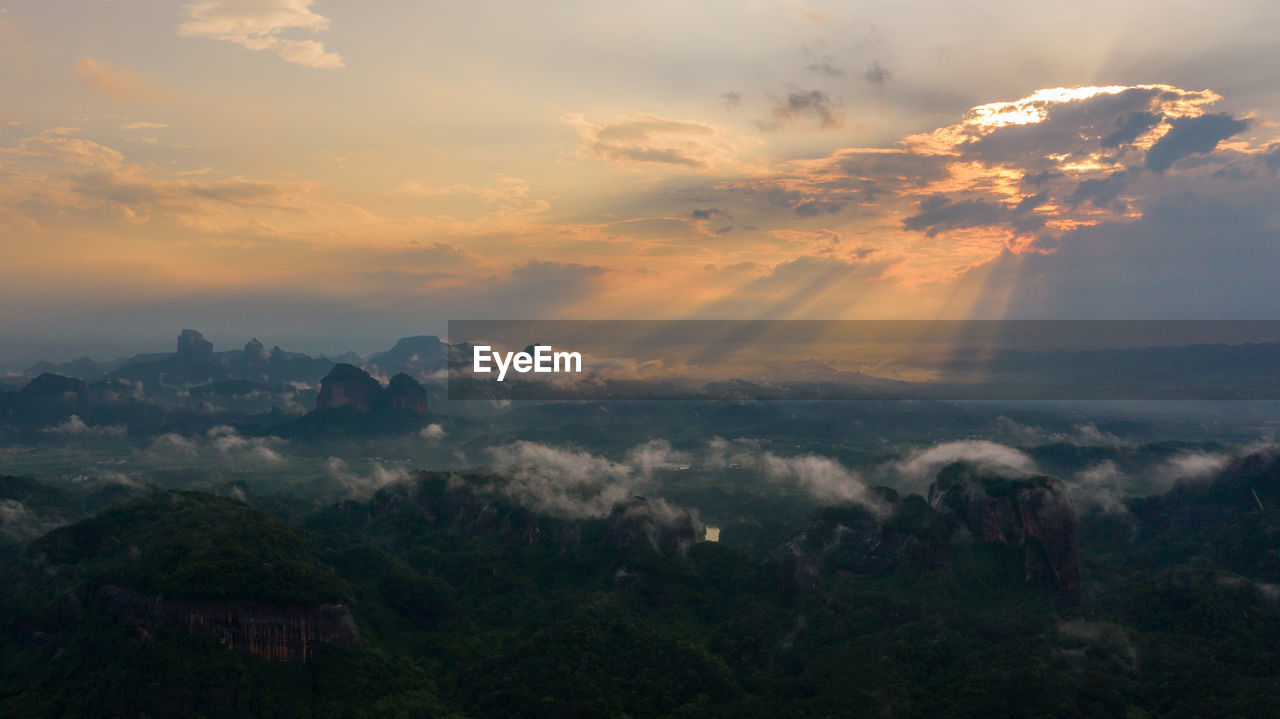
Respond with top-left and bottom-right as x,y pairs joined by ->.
17,330 -> 471,388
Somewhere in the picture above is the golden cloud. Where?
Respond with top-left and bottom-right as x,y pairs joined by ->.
74,57 -> 171,103
178,0 -> 344,69
2,128 -> 124,169
564,113 -> 761,172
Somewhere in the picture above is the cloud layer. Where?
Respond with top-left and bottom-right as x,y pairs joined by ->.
179,0 -> 344,68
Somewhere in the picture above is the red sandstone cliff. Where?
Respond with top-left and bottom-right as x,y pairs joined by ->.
928,464 -> 1082,599
97,584 -> 360,661
315,364 -> 430,416
316,363 -> 384,412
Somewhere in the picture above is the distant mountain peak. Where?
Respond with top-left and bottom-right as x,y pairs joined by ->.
176,329 -> 213,360
20,373 -> 89,399
244,338 -> 267,360
365,336 -> 449,378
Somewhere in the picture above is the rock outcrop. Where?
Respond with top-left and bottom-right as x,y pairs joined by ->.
777,498 -> 944,593
316,363 -> 384,412
97,584 -> 359,661
176,329 -> 214,361
315,364 -> 429,416
385,373 -> 431,415
777,465 -> 1082,600
928,462 -> 1081,599
243,338 -> 267,361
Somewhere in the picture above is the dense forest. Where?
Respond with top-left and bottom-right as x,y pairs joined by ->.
2,447 -> 1278,718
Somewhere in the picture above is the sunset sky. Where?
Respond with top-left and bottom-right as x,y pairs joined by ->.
2,0 -> 1279,364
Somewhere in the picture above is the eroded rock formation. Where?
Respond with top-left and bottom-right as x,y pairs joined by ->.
97,584 -> 359,661
777,498 -> 944,593
778,463 -> 1082,600
385,373 -> 431,415
316,363 -> 384,412
176,329 -> 214,361
928,462 -> 1081,599
315,365 -> 430,416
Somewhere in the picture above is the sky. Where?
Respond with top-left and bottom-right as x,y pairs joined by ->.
2,0 -> 1279,365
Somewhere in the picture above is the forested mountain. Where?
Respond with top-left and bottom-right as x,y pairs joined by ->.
2,450 -> 1277,717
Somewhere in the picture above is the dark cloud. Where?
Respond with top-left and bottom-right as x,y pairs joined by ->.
1101,111 -> 1161,148
754,185 -> 848,216
806,56 -> 844,77
690,207 -> 733,233
612,147 -> 703,166
961,87 -> 1173,170
830,152 -> 949,190
715,149 -> 945,220
901,191 -> 1039,236
1021,170 -> 1063,189
690,207 -> 729,221
794,200 -> 843,217
1210,161 -> 1261,181
864,61 -> 891,86
682,85 -> 1264,283
1068,171 -> 1130,208
1014,191 -> 1049,213
976,190 -> 1280,319
758,90 -> 843,131
763,186 -> 806,208
1265,144 -> 1280,171
1145,113 -> 1250,173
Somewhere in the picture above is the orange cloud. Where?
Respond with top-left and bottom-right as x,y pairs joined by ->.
564,113 -> 761,172
74,57 -> 171,102
2,128 -> 124,168
121,121 -> 170,130
178,0 -> 344,69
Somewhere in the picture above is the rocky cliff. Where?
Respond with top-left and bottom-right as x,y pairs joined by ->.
315,364 -> 429,416
97,584 -> 359,661
928,462 -> 1081,598
243,338 -> 267,362
385,373 -> 431,415
777,497 -> 944,593
316,363 -> 384,412
778,464 -> 1082,600
176,329 -> 215,361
